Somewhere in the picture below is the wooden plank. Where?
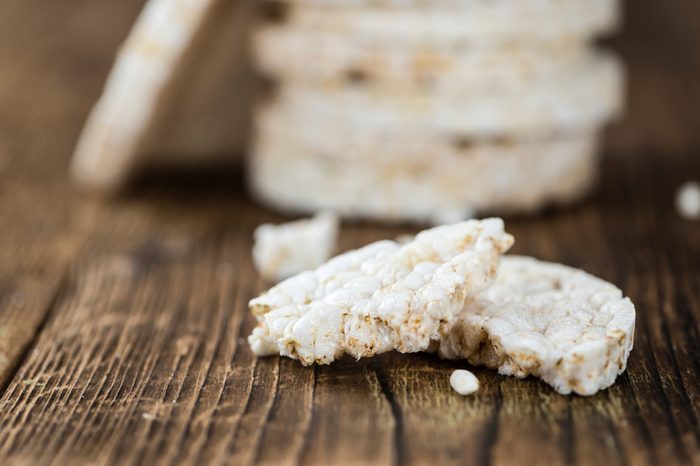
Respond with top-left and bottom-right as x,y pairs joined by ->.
0,152 -> 697,466
0,195 -> 251,463
0,0 -> 148,386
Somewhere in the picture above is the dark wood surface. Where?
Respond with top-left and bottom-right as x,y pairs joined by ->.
0,0 -> 699,464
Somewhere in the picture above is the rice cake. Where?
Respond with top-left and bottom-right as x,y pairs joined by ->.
255,26 -> 595,90
264,53 -> 623,139
71,0 -> 255,191
248,219 -> 514,364
249,129 -> 599,223
438,256 -> 636,395
278,0 -> 619,46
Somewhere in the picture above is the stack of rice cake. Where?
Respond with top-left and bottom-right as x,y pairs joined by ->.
250,0 -> 625,224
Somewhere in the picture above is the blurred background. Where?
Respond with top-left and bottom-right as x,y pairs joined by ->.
1,0 -> 698,206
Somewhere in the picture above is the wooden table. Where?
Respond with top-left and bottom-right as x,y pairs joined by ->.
0,0 -> 698,464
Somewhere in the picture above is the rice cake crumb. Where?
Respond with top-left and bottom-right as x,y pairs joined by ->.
676,181 -> 700,220
450,369 -> 479,396
253,211 -> 339,282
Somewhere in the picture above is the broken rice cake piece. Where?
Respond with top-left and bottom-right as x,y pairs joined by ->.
253,211 -> 339,282
248,219 -> 514,364
438,256 -> 636,395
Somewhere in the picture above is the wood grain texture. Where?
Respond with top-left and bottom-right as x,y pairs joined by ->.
0,0 -> 699,465
0,0 -> 145,385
